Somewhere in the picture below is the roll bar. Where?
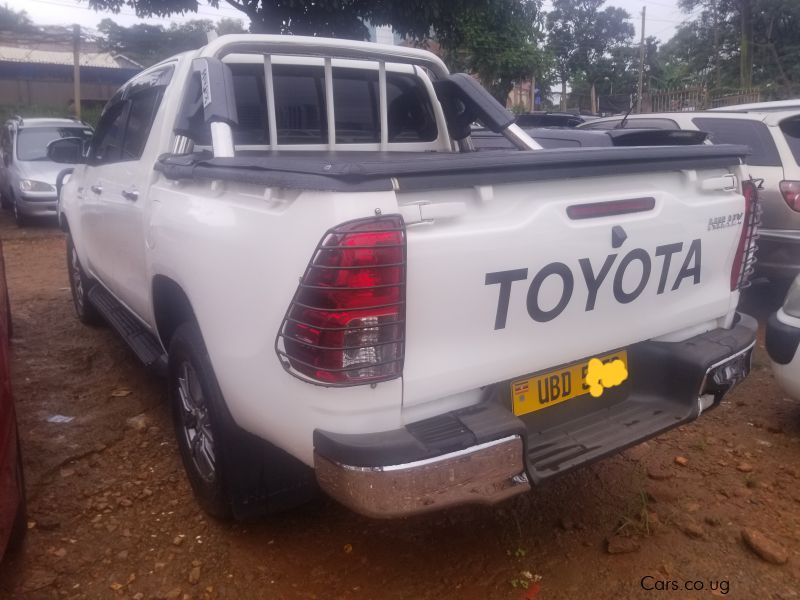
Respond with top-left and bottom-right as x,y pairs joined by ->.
174,35 -> 541,157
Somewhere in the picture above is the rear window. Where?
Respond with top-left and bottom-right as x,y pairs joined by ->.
580,118 -> 678,131
224,64 -> 438,146
780,118 -> 800,166
692,117 -> 781,166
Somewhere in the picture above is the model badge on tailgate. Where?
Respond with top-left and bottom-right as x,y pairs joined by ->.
485,239 -> 702,329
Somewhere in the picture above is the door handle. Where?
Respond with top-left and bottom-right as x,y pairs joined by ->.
90,184 -> 103,194
121,189 -> 139,202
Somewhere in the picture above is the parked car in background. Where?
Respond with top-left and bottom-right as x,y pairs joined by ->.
709,99 -> 800,113
0,117 -> 93,226
579,111 -> 800,285
0,242 -> 25,560
766,275 -> 800,399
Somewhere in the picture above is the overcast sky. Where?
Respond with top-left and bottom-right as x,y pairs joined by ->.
7,0 -> 696,43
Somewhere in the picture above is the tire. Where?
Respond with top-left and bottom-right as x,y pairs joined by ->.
66,235 -> 102,326
168,321 -> 315,520
0,189 -> 10,211
12,195 -> 27,227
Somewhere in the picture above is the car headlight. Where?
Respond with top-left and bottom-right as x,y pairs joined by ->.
19,179 -> 55,193
784,276 -> 800,318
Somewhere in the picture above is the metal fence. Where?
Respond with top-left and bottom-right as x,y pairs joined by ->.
641,87 -> 761,113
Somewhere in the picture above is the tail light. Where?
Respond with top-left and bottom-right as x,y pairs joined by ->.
276,215 -> 406,386
730,179 -> 760,291
779,180 -> 800,212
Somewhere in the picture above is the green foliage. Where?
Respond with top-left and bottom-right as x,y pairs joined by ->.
87,0 -> 547,107
97,18 -> 247,67
0,2 -> 35,32
546,0 -> 634,101
660,0 -> 800,95
438,0 -> 547,105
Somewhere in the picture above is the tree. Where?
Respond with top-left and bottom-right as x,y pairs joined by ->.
438,1 -> 548,105
664,0 -> 800,94
0,3 -> 35,32
86,0 -> 547,107
97,18 -> 247,66
546,0 -> 634,110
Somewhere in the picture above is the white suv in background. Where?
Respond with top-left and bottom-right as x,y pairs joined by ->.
766,275 -> 800,399
580,111 -> 800,284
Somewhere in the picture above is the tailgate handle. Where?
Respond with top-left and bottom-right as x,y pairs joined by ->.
700,174 -> 737,192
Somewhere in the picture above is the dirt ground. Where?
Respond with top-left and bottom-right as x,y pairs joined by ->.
0,211 -> 798,600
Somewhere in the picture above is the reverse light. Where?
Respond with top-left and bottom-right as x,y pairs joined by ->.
730,179 -> 760,291
19,179 -> 55,193
276,215 -> 406,386
779,180 -> 800,212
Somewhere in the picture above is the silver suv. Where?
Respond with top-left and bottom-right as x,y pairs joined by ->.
580,110 -> 800,284
0,117 -> 93,226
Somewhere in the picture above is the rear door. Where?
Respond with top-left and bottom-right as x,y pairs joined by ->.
82,66 -> 173,323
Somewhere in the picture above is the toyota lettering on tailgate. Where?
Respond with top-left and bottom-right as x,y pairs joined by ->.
485,239 -> 702,330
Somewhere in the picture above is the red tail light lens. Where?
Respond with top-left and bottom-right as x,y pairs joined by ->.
779,180 -> 800,212
276,215 -> 406,386
730,180 -> 760,291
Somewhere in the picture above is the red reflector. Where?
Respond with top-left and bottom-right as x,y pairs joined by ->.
276,216 -> 406,386
780,180 -> 800,212
566,197 -> 655,220
731,180 -> 760,291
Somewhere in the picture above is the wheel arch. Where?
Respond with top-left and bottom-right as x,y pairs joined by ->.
152,275 -> 196,350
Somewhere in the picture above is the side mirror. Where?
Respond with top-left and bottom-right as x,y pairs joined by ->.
47,137 -> 88,164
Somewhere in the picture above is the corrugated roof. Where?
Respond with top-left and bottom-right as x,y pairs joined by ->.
0,46 -> 141,69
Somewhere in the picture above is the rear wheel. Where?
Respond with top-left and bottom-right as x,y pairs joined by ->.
168,321 -> 315,520
66,235 -> 102,326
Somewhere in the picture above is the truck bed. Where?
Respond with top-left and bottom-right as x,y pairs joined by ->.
156,144 -> 749,192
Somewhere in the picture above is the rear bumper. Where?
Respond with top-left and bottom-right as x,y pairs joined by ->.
314,313 -> 758,518
755,229 -> 800,280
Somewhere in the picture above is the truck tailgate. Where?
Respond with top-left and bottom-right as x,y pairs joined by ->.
400,168 -> 745,411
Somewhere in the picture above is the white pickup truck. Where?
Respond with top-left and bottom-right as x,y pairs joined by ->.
53,35 -> 759,520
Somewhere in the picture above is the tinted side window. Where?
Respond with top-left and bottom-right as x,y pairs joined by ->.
780,118 -> 800,166
692,117 -> 781,166
90,100 -> 128,164
122,86 -> 165,160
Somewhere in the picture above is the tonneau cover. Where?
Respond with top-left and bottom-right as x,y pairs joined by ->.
155,144 -> 749,192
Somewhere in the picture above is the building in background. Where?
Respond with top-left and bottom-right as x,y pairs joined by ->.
0,26 -> 141,114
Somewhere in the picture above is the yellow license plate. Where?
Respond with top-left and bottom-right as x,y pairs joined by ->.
511,350 -> 628,416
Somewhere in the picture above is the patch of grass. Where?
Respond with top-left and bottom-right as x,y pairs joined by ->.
615,489 -> 653,537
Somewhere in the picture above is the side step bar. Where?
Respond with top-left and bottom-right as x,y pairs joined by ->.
87,285 -> 167,373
